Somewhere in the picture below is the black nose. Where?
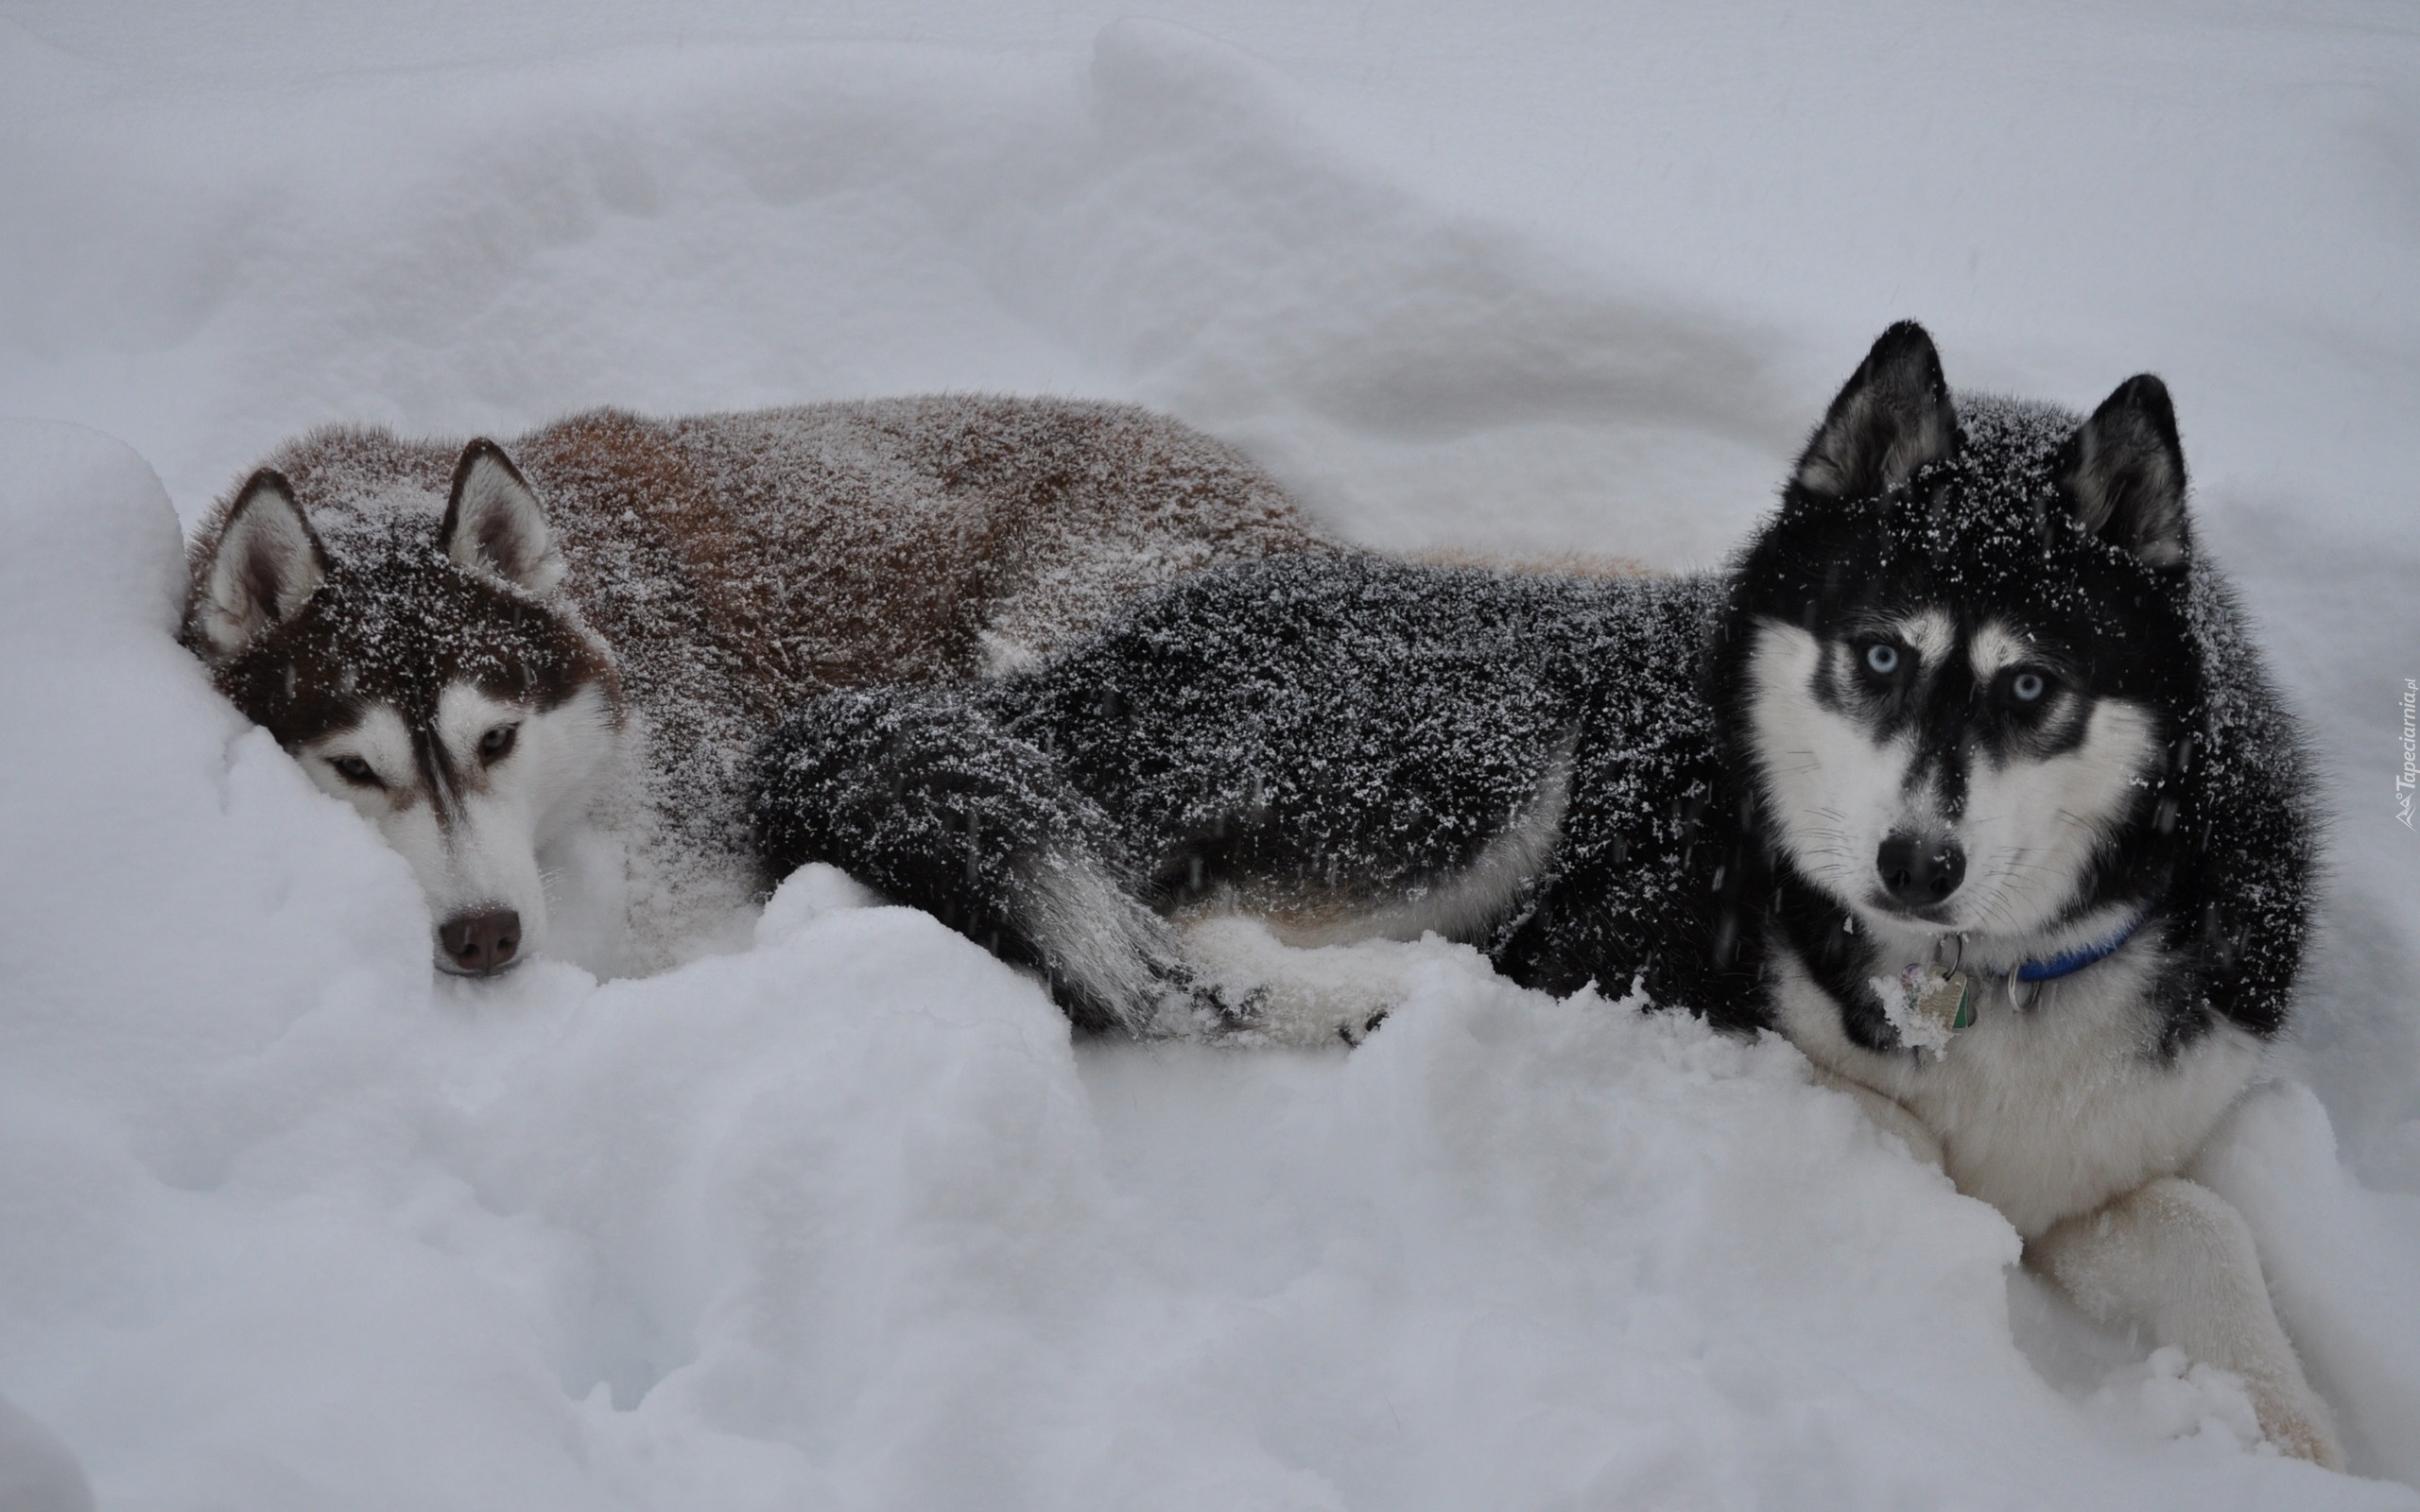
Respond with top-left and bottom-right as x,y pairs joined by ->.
438,908 -> 521,975
1876,833 -> 1965,909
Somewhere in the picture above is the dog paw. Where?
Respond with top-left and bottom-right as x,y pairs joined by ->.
2249,1380 -> 2345,1471
1337,1007 -> 1390,1047
1161,974 -> 1266,1039
1205,980 -> 1268,1028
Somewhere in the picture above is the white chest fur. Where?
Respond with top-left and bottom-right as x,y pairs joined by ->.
1772,939 -> 2263,1238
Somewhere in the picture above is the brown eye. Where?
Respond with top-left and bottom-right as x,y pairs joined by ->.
479,724 -> 518,764
331,755 -> 382,788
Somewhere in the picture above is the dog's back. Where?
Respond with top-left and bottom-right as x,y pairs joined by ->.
752,553 -> 1733,1031
199,396 -> 1336,972
259,398 -> 1333,836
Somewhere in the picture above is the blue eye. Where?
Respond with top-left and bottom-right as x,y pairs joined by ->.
1864,644 -> 1900,676
2012,671 -> 2046,703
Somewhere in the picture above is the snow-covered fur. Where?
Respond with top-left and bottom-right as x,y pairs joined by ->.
182,398 -> 1336,975
751,325 -> 2339,1463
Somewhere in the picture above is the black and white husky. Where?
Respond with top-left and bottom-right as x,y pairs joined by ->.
752,325 -> 2342,1464
182,400 -> 1331,977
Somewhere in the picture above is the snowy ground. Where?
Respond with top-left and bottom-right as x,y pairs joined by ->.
4,2 -> 2420,1506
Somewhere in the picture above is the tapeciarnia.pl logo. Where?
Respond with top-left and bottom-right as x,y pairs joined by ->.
2398,678 -> 2417,831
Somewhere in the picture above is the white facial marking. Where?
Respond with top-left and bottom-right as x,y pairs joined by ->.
1954,698 -> 2157,936
1746,619 -> 2159,938
1893,609 -> 1953,668
295,682 -> 621,971
436,684 -> 521,788
1968,623 -> 2031,681
1747,621 -> 1920,902
302,704 -> 415,808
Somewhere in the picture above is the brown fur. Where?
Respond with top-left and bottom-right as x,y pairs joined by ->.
186,396 -> 1339,966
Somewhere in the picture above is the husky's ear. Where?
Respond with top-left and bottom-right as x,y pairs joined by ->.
441,439 -> 566,593
2057,374 -> 2189,570
1793,321 -> 1960,501
191,470 -> 328,659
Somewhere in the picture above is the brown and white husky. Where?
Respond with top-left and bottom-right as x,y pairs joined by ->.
182,399 -> 1334,976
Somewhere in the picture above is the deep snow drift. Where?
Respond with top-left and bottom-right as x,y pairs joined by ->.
3,3 -> 2418,1506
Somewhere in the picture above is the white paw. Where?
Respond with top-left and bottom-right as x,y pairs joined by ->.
2245,1374 -> 2345,1470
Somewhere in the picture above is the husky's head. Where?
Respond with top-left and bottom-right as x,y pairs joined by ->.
184,441 -> 622,976
1722,322 -> 2200,947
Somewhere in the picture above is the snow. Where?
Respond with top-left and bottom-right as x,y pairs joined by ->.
3,2 -> 2419,1506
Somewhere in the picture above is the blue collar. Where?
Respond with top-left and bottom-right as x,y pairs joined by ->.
2014,912 -> 2146,985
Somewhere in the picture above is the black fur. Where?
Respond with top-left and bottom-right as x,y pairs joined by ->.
751,686 -> 1169,1033
752,324 -> 2313,1051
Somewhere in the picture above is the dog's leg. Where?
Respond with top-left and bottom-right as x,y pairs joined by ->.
1807,1068 -> 1946,1168
2028,1177 -> 2343,1469
752,686 -> 1203,1035
1175,915 -> 1420,1047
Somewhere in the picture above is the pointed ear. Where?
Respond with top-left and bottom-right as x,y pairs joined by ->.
441,439 -> 565,593
1792,321 -> 1961,501
189,470 -> 327,659
2057,374 -> 2189,570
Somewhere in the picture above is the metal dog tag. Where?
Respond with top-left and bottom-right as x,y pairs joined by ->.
1912,969 -> 1976,1035
1872,961 -> 1975,1058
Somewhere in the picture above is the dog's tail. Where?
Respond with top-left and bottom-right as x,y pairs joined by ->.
751,686 -> 1202,1035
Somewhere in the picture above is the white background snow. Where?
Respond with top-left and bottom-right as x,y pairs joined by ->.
4,2 -> 2419,1506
